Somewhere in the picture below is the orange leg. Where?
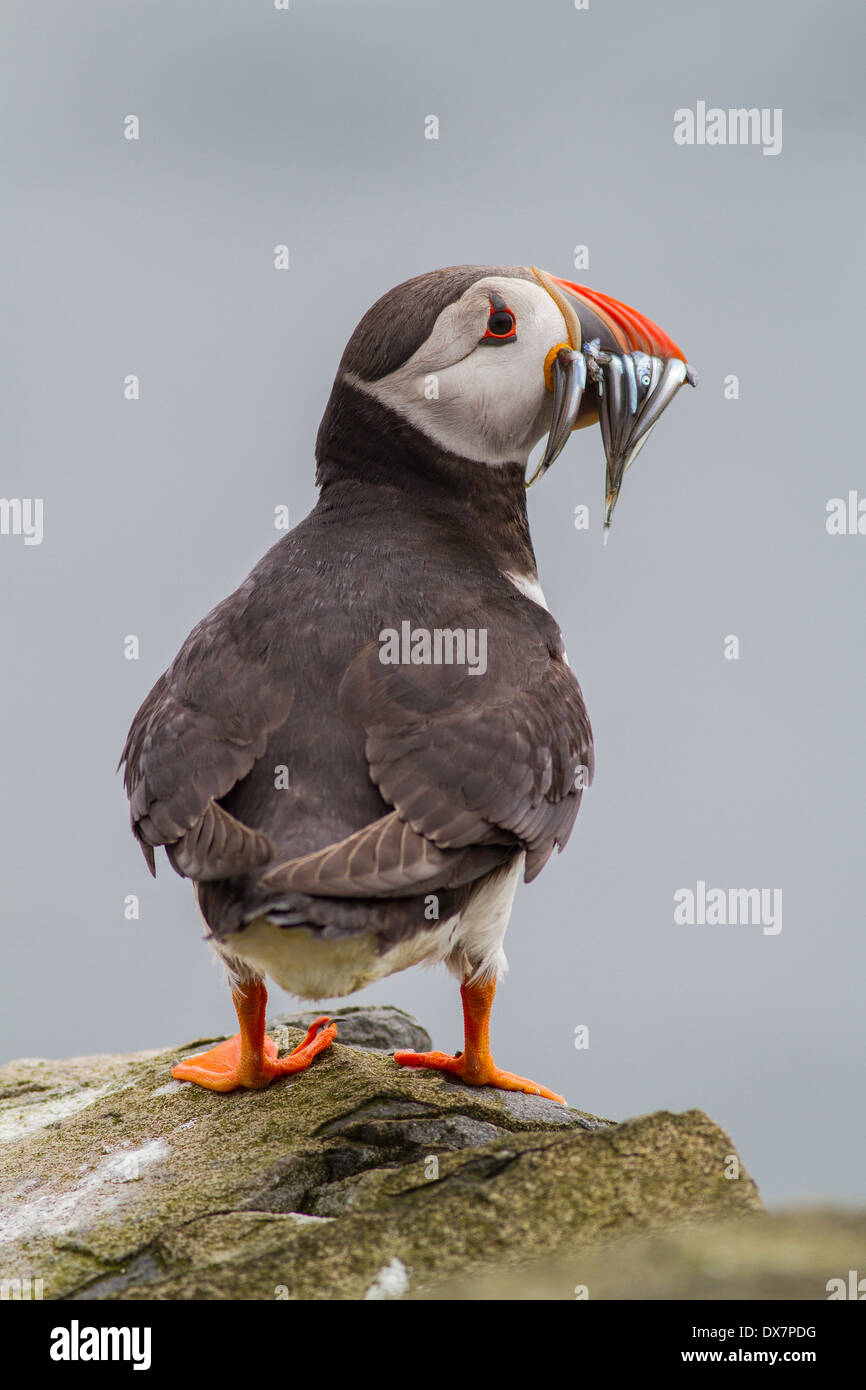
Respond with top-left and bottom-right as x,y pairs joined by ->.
172,979 -> 337,1092
394,979 -> 564,1104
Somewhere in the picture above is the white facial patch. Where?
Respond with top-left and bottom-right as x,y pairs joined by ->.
344,275 -> 570,466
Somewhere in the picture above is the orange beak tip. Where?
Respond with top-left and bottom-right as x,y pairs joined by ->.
548,273 -> 687,363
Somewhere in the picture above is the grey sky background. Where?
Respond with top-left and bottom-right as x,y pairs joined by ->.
1,1 -> 863,1206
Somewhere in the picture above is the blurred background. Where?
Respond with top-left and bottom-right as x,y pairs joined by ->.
1,0 -> 863,1207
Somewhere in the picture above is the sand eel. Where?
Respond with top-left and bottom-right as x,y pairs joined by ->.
120,265 -> 696,1099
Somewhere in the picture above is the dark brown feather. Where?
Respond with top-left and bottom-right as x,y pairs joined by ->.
262,810 -> 512,898
337,597 -> 593,881
167,800 -> 274,882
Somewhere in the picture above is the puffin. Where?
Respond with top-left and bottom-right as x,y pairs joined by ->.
120,265 -> 696,1101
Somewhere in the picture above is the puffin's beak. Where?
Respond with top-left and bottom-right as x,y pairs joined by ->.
529,268 -> 698,532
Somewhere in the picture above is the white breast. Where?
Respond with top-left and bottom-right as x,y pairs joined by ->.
215,855 -> 524,1001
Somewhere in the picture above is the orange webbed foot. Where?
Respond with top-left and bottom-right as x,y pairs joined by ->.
172,1015 -> 337,1093
393,1048 -> 565,1105
393,977 -> 565,1105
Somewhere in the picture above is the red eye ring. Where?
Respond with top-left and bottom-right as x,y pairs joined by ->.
479,298 -> 517,344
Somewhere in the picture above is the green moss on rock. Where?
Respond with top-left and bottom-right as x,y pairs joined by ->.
0,1008 -> 762,1300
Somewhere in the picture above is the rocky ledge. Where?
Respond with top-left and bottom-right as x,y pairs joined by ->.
0,1006 -> 764,1300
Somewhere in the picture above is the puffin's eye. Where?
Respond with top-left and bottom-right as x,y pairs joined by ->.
479,295 -> 517,345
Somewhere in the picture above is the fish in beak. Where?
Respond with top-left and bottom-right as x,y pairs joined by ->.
530,344 -> 587,482
527,268 -> 698,535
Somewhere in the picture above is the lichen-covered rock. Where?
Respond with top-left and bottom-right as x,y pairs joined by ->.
419,1210 -> 866,1301
274,1004 -> 432,1054
0,1008 -> 761,1300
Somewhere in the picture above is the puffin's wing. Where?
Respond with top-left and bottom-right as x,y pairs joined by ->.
264,596 -> 593,895
259,809 -> 514,898
119,592 -> 293,878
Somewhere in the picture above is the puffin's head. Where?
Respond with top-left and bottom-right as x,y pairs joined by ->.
320,264 -> 697,531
